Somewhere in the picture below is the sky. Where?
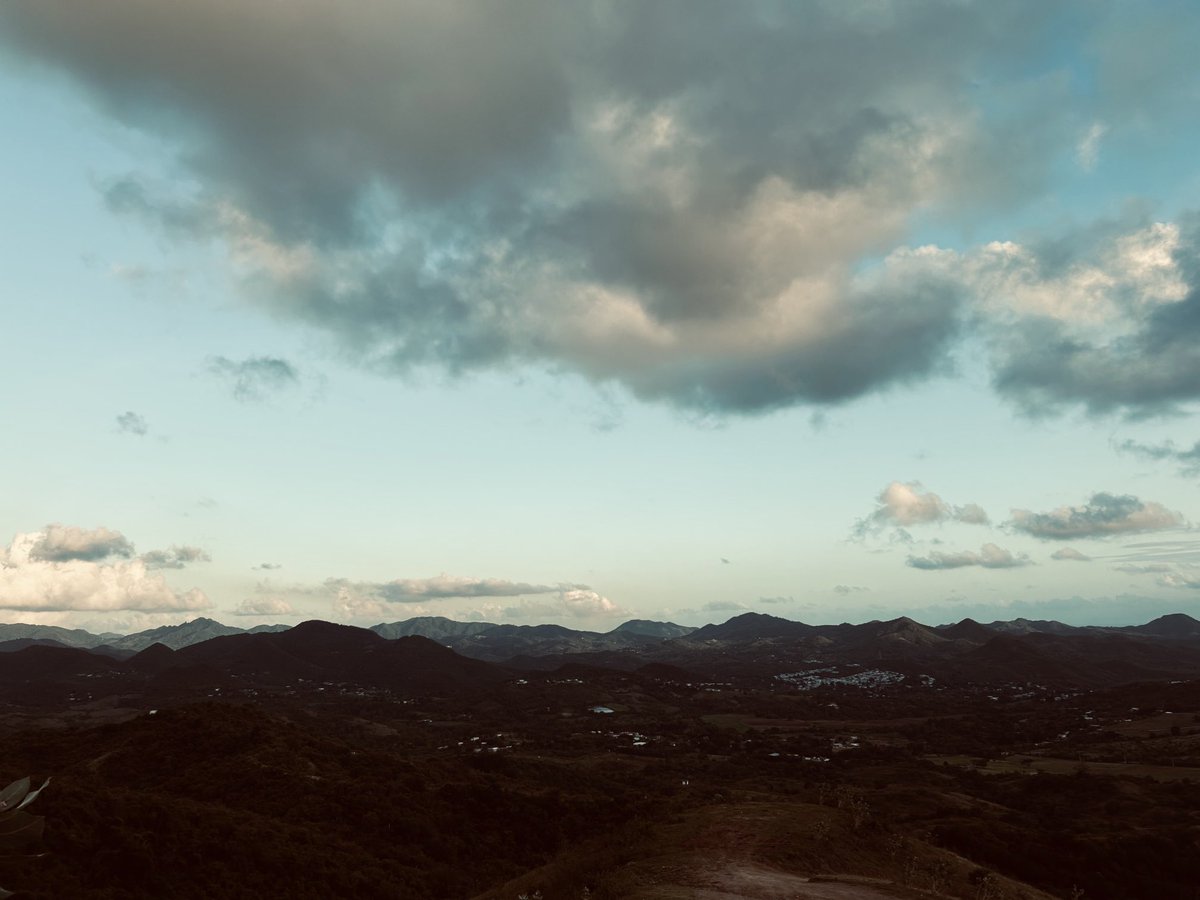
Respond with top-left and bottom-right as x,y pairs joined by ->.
4,1 -> 1200,634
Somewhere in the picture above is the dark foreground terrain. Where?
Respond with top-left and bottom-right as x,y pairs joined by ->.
2,613 -> 1200,898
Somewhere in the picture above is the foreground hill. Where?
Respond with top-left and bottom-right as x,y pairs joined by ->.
167,620 -> 512,692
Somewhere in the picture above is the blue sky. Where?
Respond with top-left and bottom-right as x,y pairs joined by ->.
3,1 -> 1200,633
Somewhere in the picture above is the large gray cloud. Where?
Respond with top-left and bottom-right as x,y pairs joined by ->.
982,213 -> 1200,417
0,0 -> 1112,414
1010,493 -> 1184,540
29,525 -> 134,562
5,2 -> 1199,415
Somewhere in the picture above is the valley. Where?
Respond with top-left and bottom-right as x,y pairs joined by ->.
0,613 -> 1199,898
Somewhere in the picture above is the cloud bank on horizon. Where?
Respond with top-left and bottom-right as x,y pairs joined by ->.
3,0 -> 1200,417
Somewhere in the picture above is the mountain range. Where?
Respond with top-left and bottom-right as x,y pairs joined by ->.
0,611 -> 1198,692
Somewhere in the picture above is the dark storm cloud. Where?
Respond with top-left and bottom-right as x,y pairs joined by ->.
8,3 -> 1200,415
207,356 -> 298,402
1010,493 -> 1184,540
0,0 -> 1097,413
29,525 -> 135,562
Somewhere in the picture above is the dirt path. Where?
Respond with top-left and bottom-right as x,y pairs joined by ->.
688,863 -> 909,899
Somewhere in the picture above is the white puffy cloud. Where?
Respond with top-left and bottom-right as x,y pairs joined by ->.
330,584 -> 387,621
858,481 -> 989,535
907,542 -> 1030,570
469,588 -> 626,622
0,530 -> 211,613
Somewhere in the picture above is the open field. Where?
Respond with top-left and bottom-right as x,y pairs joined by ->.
928,754 -> 1200,782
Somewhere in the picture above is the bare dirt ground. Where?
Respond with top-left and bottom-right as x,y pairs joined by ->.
660,862 -> 910,899
621,803 -> 930,900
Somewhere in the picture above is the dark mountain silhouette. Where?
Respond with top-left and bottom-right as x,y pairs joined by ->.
164,620 -> 510,692
607,619 -> 695,639
686,612 -> 815,642
0,637 -> 70,653
0,622 -> 120,648
984,617 -> 1082,636
372,616 -> 496,640
108,617 -> 248,651
0,645 -> 119,681
1126,612 -> 1200,638
937,618 -> 999,643
128,642 -> 177,674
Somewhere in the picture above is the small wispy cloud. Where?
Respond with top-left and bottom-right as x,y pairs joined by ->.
115,411 -> 148,436
141,545 -> 211,570
1076,121 -> 1107,172
207,355 -> 299,402
1050,547 -> 1091,562
1114,438 -> 1200,476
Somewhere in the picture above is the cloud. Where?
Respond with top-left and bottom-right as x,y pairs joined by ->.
115,411 -> 148,436
1050,547 -> 1091,562
1010,493 -> 1184,540
1075,122 -> 1106,172
907,542 -> 1031,570
207,355 -> 299,402
8,3 -> 1200,417
339,575 -> 581,603
1115,438 -> 1200,476
231,596 -> 297,617
857,481 -> 989,536
1157,569 -> 1200,590
0,0 -> 1119,415
975,215 -> 1200,417
1108,539 -> 1200,566
331,585 -> 387,621
253,562 -> 282,571
471,589 -> 626,621
759,595 -> 794,605
1114,563 -> 1172,575
29,524 -> 134,562
702,600 -> 749,612
0,530 -> 210,613
140,545 -> 211,570
833,584 -> 870,594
